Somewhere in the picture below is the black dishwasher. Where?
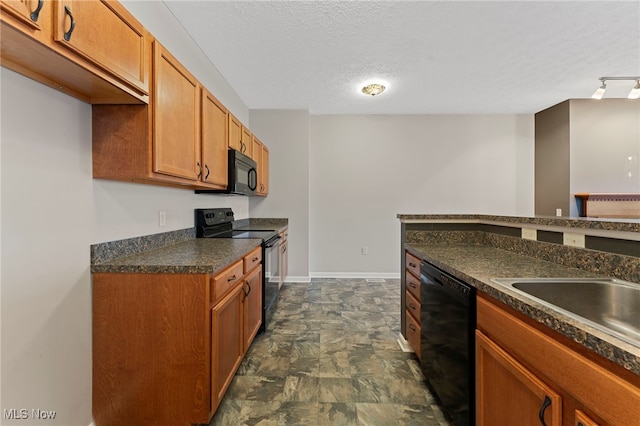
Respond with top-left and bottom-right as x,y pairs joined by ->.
420,261 -> 476,426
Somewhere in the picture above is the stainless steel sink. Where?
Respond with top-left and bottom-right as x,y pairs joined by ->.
490,278 -> 640,347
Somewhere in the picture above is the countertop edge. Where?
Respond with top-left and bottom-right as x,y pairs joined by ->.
405,243 -> 640,376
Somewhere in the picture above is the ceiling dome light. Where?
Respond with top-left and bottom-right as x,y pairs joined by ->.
361,83 -> 386,96
628,80 -> 640,99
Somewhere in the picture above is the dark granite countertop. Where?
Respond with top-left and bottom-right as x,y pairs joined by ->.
233,218 -> 288,233
398,214 -> 640,233
405,242 -> 640,376
91,238 -> 261,275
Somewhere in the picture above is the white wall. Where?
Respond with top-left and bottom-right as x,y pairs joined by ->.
309,115 -> 534,277
569,100 -> 640,216
1,2 -> 250,424
249,110 -> 311,282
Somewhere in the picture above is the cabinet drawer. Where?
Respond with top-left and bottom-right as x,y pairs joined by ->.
406,309 -> 421,360
243,246 -> 262,274
406,270 -> 420,301
211,260 -> 243,304
405,252 -> 420,278
406,290 -> 420,323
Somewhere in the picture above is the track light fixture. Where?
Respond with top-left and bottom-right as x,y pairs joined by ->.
592,77 -> 640,100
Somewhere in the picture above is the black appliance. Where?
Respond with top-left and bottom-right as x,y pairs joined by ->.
420,261 -> 476,426
196,150 -> 257,195
195,208 -> 280,332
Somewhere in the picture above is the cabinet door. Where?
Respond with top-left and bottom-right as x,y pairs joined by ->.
244,265 -> 262,350
476,330 -> 562,426
53,0 -> 148,95
0,0 -> 45,32
228,113 -> 242,152
575,410 -> 599,426
259,143 -> 269,195
251,135 -> 262,163
211,283 -> 244,412
153,42 -> 200,181
201,88 -> 228,188
241,126 -> 252,157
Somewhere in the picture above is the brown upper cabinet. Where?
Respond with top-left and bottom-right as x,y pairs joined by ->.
201,88 -> 229,188
153,42 -> 200,181
241,125 -> 252,158
0,0 -> 149,104
93,40 -> 225,190
228,113 -> 242,152
252,137 -> 269,196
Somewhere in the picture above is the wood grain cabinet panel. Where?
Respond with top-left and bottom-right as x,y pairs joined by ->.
211,282 -> 244,414
227,112 -> 242,152
476,330 -> 562,426
201,88 -> 228,188
243,246 -> 262,275
0,0 -> 44,31
153,41 -> 200,180
243,265 -> 263,351
477,296 -> 640,426
53,0 -> 148,96
575,410 -> 600,426
254,140 -> 269,196
405,252 -> 420,278
241,125 -> 252,157
1,0 -> 149,104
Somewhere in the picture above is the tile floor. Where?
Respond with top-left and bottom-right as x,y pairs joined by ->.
209,278 -> 452,426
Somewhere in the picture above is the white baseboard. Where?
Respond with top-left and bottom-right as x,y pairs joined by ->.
283,275 -> 311,283
397,332 -> 415,353
309,272 -> 401,279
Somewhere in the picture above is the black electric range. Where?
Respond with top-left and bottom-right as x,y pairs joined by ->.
195,208 -> 281,332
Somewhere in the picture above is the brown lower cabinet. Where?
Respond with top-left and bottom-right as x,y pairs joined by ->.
476,295 -> 640,426
404,251 -> 421,359
93,248 -> 263,426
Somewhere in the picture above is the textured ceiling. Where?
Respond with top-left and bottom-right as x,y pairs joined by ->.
162,1 -> 640,114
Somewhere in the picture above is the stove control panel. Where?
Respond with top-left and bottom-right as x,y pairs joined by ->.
195,208 -> 234,227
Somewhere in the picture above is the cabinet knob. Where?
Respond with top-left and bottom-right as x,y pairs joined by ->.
63,6 -> 76,42
30,0 -> 44,22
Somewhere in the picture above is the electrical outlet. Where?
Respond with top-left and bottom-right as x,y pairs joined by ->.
361,247 -> 368,255
158,210 -> 166,227
563,232 -> 585,248
521,228 -> 537,240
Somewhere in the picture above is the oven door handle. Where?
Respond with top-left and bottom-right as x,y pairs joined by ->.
264,235 -> 282,248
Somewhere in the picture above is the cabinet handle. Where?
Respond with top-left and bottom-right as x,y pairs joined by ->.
30,0 -> 43,22
408,262 -> 416,267
408,324 -> 416,332
204,164 -> 210,180
227,275 -> 236,282
577,423 -> 584,426
408,282 -> 416,288
409,303 -> 416,310
245,281 -> 251,296
196,162 -> 202,178
63,6 -> 76,42
538,396 -> 551,426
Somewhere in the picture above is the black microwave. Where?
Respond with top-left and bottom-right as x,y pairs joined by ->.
195,149 -> 257,195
